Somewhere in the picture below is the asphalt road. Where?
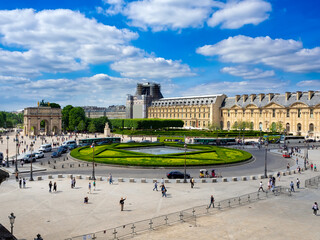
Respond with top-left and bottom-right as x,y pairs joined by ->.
17,144 -> 303,179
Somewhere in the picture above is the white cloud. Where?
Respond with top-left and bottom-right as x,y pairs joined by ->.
181,79 -> 289,96
221,66 -> 275,79
208,0 -> 271,29
0,9 -> 139,77
110,57 -> 195,78
105,0 -> 270,31
296,80 -> 320,88
197,35 -> 320,73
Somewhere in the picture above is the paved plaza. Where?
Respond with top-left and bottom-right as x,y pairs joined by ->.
0,169 -> 319,239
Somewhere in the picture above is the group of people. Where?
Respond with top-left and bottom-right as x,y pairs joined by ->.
48,181 -> 57,192
153,179 -> 167,197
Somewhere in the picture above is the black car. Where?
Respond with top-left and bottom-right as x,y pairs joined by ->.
167,170 -> 190,179
51,151 -> 61,158
58,145 -> 68,154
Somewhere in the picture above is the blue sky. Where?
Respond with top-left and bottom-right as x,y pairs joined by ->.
0,0 -> 320,111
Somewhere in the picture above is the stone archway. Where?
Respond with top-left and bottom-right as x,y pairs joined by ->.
24,106 -> 62,136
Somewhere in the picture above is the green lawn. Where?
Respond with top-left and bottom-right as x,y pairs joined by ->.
70,143 -> 252,167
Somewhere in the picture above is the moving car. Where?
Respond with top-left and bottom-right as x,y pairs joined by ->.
58,145 -> 69,154
34,151 -> 44,159
166,170 -> 190,179
23,153 -> 36,163
51,151 -> 61,158
68,143 -> 78,150
39,144 -> 52,152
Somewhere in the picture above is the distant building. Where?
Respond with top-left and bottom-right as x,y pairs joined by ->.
82,105 -> 126,119
126,82 -> 163,119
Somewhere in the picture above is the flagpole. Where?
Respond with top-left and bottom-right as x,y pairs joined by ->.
92,142 -> 95,180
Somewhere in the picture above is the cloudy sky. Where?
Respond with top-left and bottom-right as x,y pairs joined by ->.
0,0 -> 319,111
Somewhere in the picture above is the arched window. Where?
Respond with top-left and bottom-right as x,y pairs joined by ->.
220,121 -> 224,129
227,121 -> 230,130
259,122 -> 263,131
309,123 -> 314,132
286,123 -> 290,132
297,123 -> 302,132
250,122 -> 254,130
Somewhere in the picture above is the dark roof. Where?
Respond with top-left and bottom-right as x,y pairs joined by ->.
0,224 -> 17,240
221,91 -> 320,109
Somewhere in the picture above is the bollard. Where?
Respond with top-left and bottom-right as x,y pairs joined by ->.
232,177 -> 238,182
290,170 -> 295,175
58,174 -> 63,178
286,171 -> 291,175
201,179 -> 206,183
258,175 -> 265,179
53,165 -> 56,169
141,178 -> 146,183
48,175 -> 53,179
222,177 -> 228,182
37,176 -> 42,180
129,178 -> 135,183
250,176 -> 256,180
118,178 -> 123,182
211,178 -> 217,183
68,174 -> 73,179
76,175 -> 82,179
176,179 -> 180,183
242,176 -> 247,181
85,176 -> 90,180
281,172 -> 286,176
62,164 -> 64,168
165,179 -> 170,183
96,176 -> 103,181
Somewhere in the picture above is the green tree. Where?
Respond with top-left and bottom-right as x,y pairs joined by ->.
62,105 -> 73,131
77,120 -> 86,132
276,121 -> 284,133
0,112 -> 6,128
232,121 -> 238,130
270,122 -> 277,132
88,122 -> 96,133
69,107 -> 85,131
50,103 -> 61,108
208,123 -> 220,131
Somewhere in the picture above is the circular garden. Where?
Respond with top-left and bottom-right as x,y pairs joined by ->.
70,143 -> 252,167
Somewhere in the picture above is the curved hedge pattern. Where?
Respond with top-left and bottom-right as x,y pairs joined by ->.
70,143 -> 252,167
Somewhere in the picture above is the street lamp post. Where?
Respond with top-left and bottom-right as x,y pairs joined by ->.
264,143 -> 268,178
184,143 -> 187,183
15,134 -> 18,173
6,136 -> 9,167
92,142 -> 95,180
30,142 -> 34,181
8,212 -> 15,234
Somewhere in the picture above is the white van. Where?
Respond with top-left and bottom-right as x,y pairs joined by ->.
62,140 -> 76,146
39,144 -> 52,152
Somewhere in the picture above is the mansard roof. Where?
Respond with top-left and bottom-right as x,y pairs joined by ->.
221,91 -> 320,109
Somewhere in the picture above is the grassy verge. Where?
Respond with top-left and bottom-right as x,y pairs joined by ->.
71,143 -> 252,167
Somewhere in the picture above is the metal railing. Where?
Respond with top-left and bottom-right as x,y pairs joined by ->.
305,175 -> 320,188
66,186 -> 291,240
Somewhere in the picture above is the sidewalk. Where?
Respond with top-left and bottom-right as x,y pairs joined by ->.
0,169 -> 319,239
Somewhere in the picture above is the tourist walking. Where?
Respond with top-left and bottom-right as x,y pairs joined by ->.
258,181 -> 265,192
153,181 -> 158,191
19,178 -> 22,188
161,185 -> 167,197
277,172 -> 281,181
53,182 -> 57,192
93,180 -> 96,191
190,177 -> 194,188
208,195 -> 215,208
71,178 -> 74,188
23,178 -> 26,188
119,197 -> 126,211
84,196 -> 89,204
311,163 -> 313,171
109,173 -> 113,184
314,164 -> 317,171
290,181 -> 295,192
287,163 -> 290,171
88,182 -> 91,193
312,202 -> 319,215
49,181 -> 52,192
73,177 -> 76,188
296,178 -> 300,189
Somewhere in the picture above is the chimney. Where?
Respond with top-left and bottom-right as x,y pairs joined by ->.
258,93 -> 265,102
285,92 -> 291,101
308,90 -> 314,100
296,91 -> 302,100
235,95 -> 240,102
267,93 -> 274,101
250,94 -> 256,102
243,94 -> 248,102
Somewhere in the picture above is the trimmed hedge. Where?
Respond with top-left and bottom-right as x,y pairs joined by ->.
110,119 -> 184,130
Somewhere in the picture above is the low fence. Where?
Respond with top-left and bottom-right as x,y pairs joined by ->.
305,175 -> 320,188
66,186 -> 291,240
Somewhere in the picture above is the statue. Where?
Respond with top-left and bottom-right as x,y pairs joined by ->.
104,122 -> 111,137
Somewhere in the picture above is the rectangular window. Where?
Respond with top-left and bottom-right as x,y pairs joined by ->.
235,110 -> 237,117
298,109 -> 301,118
272,109 -> 275,118
243,110 -> 245,116
199,113 -> 201,118
287,109 -> 290,117
260,109 -> 262,117
310,109 -> 314,118
228,110 -> 230,117
251,110 -> 253,117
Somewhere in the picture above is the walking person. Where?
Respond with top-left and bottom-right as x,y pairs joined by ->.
287,163 -> 290,171
19,178 -> 22,188
258,181 -> 265,192
296,178 -> 300,189
109,173 -> 113,184
290,181 -> 295,192
88,182 -> 91,193
93,180 -> 96,191
314,164 -> 317,171
53,182 -> 57,192
23,178 -> 26,188
119,197 -> 126,211
312,202 -> 319,215
161,185 -> 167,197
208,195 -> 215,208
277,172 -> 281,181
73,177 -> 76,188
311,163 -> 313,171
190,177 -> 194,188
21,160 -> 24,168
153,181 -> 158,191
71,178 -> 74,189
49,181 -> 52,192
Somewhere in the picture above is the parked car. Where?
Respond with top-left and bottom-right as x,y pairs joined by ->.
167,170 -> 190,179
305,139 -> 315,143
141,140 -> 151,143
23,153 -> 36,163
51,151 -> 61,158
282,151 -> 291,158
68,143 -> 78,150
126,140 -> 136,143
34,151 -> 44,159
39,144 -> 52,152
